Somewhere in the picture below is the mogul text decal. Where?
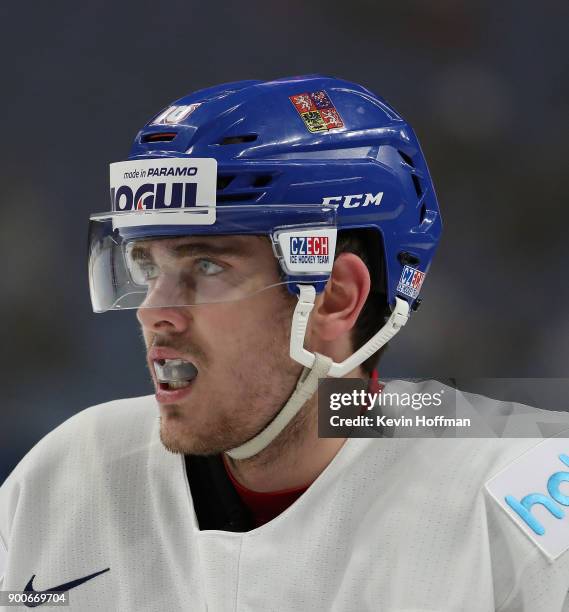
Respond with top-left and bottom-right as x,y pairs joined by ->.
109,158 -> 217,227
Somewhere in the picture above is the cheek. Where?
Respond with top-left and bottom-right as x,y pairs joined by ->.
205,298 -> 293,358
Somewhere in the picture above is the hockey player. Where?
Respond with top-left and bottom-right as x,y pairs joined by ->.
1,75 -> 569,611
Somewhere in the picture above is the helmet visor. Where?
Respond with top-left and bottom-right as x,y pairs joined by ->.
88,204 -> 337,312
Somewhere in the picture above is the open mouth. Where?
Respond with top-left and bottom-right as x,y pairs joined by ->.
153,358 -> 199,391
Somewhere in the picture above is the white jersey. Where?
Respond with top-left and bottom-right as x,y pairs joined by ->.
2,390 -> 569,611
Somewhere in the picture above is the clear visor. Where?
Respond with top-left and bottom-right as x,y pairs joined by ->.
88,205 -> 337,312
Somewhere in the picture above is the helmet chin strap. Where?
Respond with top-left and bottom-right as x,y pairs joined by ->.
225,284 -> 410,460
290,285 -> 410,377
225,353 -> 333,460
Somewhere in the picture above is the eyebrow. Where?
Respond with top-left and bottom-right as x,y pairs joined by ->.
129,239 -> 255,261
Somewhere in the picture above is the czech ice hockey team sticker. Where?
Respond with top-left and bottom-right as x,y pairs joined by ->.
397,265 -> 425,299
289,235 -> 329,264
289,91 -> 344,133
275,228 -> 337,274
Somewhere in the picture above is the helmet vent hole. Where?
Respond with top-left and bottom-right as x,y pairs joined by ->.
141,132 -> 178,143
420,203 -> 427,223
217,175 -> 235,190
217,192 -> 258,203
411,174 -> 422,198
398,150 -> 414,167
219,134 -> 258,145
252,174 -> 273,188
398,252 -> 420,266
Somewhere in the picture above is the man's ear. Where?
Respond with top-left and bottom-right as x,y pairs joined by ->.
308,253 -> 371,342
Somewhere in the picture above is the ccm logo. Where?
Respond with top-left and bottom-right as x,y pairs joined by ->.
322,192 -> 384,208
505,453 -> 569,535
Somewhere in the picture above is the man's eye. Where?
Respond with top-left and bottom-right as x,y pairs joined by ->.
196,259 -> 224,276
137,262 -> 159,281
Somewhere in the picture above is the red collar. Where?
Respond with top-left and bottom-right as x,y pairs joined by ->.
222,454 -> 309,527
222,368 -> 381,527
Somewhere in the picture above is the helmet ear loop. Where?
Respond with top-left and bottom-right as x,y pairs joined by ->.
289,284 -> 411,378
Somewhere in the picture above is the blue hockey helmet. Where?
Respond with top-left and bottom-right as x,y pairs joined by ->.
88,74 -> 441,379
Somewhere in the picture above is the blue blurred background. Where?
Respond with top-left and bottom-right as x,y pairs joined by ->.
2,1 -> 568,483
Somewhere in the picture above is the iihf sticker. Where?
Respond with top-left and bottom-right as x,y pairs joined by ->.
289,236 -> 329,264
289,91 -> 344,133
397,266 -> 425,299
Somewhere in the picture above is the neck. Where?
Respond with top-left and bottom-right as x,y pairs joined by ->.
224,396 -> 346,492
224,366 -> 364,492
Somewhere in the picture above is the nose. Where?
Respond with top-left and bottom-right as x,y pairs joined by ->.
136,274 -> 192,333
136,304 -> 191,334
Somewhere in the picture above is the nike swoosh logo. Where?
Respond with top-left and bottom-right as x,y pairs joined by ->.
23,567 -> 110,608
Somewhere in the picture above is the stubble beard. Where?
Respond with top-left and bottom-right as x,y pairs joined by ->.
157,301 -> 304,458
